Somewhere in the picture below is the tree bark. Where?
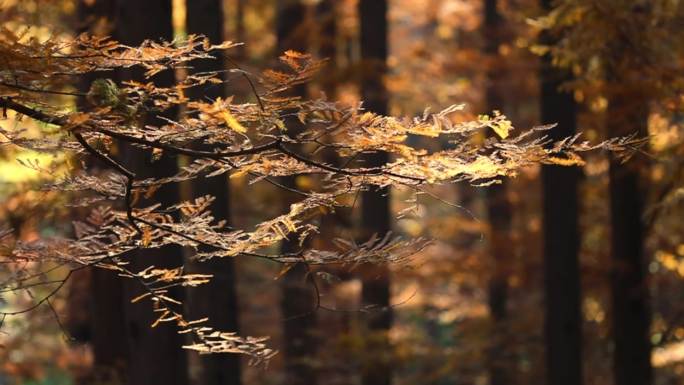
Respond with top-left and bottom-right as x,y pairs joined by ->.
316,0 -> 337,99
75,2 -> 129,383
185,1 -> 242,385
235,0 -> 246,60
276,3 -> 318,385
539,0 -> 583,384
607,79 -> 652,385
358,2 -> 392,385
483,1 -> 515,384
113,1 -> 189,384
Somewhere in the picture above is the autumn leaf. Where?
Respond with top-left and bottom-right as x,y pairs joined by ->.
490,119 -> 512,139
221,109 -> 247,134
141,227 -> 152,247
64,112 -> 91,130
547,153 -> 586,166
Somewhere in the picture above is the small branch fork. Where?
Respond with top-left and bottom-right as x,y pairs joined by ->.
72,132 -> 142,236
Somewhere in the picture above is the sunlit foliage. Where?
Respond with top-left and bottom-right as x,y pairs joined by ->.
0,25 -> 636,364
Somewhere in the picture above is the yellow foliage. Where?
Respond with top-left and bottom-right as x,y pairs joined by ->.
0,27 -> 629,365
547,153 -> 586,166
221,109 -> 247,133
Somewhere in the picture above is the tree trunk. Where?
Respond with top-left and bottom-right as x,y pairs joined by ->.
358,2 -> 392,385
607,81 -> 652,385
75,2 -> 129,383
113,1 -> 189,384
185,1 -> 242,385
276,3 -> 318,385
235,0 -> 246,60
483,1 -> 514,384
539,0 -> 583,383
316,0 -> 337,99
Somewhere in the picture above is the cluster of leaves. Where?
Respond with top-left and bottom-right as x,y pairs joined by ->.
532,0 -> 684,104
0,28 -> 640,363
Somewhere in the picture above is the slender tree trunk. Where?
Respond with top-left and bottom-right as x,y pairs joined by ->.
316,0 -> 337,99
607,78 -> 652,385
358,2 -> 392,385
185,2 -> 242,385
539,0 -> 583,384
75,2 -> 129,383
312,6 -> 358,383
482,1 -> 514,384
235,0 -> 246,60
276,3 -> 318,385
113,1 -> 189,384
313,0 -> 345,248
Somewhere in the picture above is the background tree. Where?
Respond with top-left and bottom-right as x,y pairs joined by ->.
606,31 -> 653,385
482,1 -> 514,384
2,2 -> 680,385
113,1 -> 189,384
276,2 -> 318,385
538,1 -> 583,385
358,2 -> 393,385
316,0 -> 338,100
185,1 -> 242,384
75,1 -> 129,383
536,2 -> 683,384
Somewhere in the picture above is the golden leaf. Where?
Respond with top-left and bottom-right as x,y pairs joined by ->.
221,109 -> 247,133
547,153 -> 585,166
64,113 -> 90,130
230,166 -> 251,179
142,227 -> 152,247
490,119 -> 512,139
157,294 -> 182,305
131,292 -> 152,303
151,148 -> 163,162
151,310 -> 170,328
282,218 -> 298,233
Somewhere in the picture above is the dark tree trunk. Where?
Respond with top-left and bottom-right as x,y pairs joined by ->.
88,269 -> 128,382
276,3 -> 318,385
601,6 -> 653,385
483,1 -> 514,384
539,1 -> 583,384
358,2 -> 392,385
607,82 -> 652,385
313,0 -> 346,245
312,5 -> 358,383
358,0 -> 388,117
75,2 -> 129,383
316,0 -> 337,98
235,0 -> 246,60
277,0 -> 308,58
185,2 -> 242,385
113,1 -> 189,384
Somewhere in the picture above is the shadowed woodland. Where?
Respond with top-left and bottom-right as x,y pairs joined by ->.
0,1 -> 683,385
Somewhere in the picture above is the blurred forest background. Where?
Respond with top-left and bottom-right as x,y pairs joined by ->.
1,1 -> 683,385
